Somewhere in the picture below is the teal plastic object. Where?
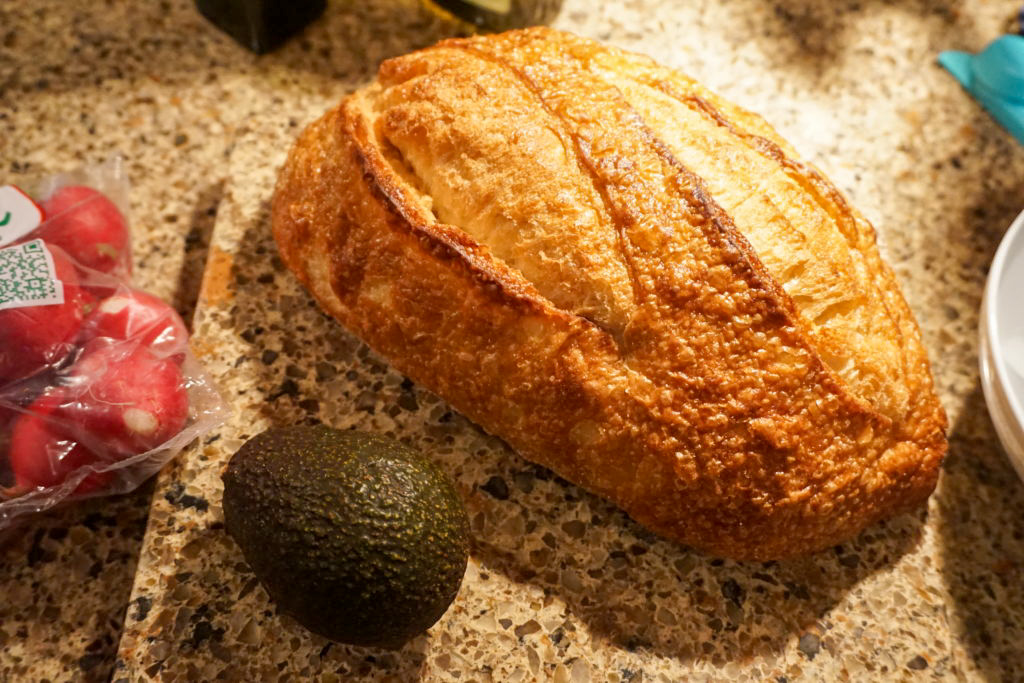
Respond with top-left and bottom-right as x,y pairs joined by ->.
939,35 -> 1024,145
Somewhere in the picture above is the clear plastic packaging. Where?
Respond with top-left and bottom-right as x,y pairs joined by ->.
0,160 -> 228,528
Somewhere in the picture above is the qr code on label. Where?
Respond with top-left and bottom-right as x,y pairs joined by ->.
0,239 -> 65,311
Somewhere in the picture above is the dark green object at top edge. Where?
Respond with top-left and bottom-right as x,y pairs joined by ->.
221,425 -> 470,650
195,0 -> 326,54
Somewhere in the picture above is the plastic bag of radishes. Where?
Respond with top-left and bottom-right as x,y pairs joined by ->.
0,160 -> 228,528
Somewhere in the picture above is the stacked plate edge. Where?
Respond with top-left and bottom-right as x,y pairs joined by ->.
980,209 -> 1024,481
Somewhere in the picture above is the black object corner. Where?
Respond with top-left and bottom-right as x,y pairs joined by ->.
196,0 -> 327,54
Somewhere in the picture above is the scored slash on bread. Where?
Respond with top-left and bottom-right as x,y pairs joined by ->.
271,27 -> 947,560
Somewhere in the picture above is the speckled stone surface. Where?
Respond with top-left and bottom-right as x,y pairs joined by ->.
6,0 -> 1024,681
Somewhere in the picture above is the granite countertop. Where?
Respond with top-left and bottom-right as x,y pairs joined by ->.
3,0 -> 1024,681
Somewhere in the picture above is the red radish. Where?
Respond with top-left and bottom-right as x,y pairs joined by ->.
61,344 -> 188,456
0,369 -> 55,429
0,246 -> 90,383
0,402 -> 17,478
0,403 -> 14,433
7,392 -> 111,494
38,186 -> 130,276
79,287 -> 98,317
76,269 -> 125,301
80,289 -> 188,360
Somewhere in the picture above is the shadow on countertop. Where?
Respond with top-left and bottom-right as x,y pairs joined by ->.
938,382 -> 1024,682
2,0 -> 998,102
898,80 -> 1024,677
0,482 -> 155,683
0,0 -> 475,98
720,0 -> 997,73
467,478 -> 928,669
111,455 -> 434,681
930,169 -> 1024,680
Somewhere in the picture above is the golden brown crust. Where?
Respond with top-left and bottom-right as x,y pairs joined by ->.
272,27 -> 947,560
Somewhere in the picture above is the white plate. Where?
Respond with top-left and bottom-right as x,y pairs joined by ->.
981,209 -> 1024,478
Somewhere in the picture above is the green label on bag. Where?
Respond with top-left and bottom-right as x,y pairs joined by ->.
0,185 -> 44,247
0,239 -> 65,310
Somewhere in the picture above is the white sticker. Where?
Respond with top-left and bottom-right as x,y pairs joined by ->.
0,239 -> 65,311
0,185 -> 44,247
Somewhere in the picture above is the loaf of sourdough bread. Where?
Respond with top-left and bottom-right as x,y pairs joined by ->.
272,27 -> 947,560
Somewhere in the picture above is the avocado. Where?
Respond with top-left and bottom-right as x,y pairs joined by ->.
221,425 -> 470,649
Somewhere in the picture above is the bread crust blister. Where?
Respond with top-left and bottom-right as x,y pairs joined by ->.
272,27 -> 947,560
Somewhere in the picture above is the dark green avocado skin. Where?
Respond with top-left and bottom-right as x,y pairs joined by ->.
221,425 -> 470,649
